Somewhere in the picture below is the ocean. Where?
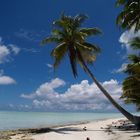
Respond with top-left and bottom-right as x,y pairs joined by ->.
0,111 -> 123,130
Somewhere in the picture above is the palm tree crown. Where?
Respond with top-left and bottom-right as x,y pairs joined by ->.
116,0 -> 140,31
41,14 -> 101,77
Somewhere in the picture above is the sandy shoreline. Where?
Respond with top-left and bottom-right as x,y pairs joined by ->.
1,117 -> 140,140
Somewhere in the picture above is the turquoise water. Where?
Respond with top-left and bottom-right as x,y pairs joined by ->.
0,111 -> 123,130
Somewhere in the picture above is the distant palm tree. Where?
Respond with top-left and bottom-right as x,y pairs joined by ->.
116,0 -> 140,31
41,14 -> 140,128
121,37 -> 140,110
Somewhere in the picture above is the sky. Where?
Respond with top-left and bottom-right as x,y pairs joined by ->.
0,0 -> 140,112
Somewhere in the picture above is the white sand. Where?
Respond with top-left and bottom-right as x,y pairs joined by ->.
30,118 -> 140,140
10,118 -> 140,140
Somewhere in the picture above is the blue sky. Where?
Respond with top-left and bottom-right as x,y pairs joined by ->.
0,0 -> 139,112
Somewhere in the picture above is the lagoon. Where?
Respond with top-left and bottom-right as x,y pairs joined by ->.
0,111 -> 123,130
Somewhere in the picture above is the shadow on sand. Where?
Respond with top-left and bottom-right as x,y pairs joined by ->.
26,119 -> 140,135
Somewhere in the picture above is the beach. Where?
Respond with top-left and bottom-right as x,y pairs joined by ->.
1,117 -> 140,140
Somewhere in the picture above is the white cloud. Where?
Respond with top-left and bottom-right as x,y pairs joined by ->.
21,78 -> 65,99
119,26 -> 140,54
0,37 -> 20,64
0,69 -> 16,85
9,45 -> 20,54
8,104 -> 32,111
0,44 -> 10,64
112,63 -> 128,73
21,78 -> 123,111
0,76 -> 16,85
46,63 -> 53,68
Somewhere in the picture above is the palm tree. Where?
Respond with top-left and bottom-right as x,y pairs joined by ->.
116,0 -> 140,31
41,14 -> 140,128
121,37 -> 140,110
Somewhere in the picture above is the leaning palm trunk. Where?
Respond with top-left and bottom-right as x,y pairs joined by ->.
83,62 -> 140,128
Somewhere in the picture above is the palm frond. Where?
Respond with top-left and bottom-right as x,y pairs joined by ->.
130,37 -> 140,50
82,42 -> 101,53
116,0 -> 140,31
121,75 -> 140,107
79,28 -> 102,36
76,43 -> 97,64
116,12 -> 125,25
41,36 -> 62,45
128,55 -> 140,63
53,14 -> 70,29
74,14 -> 88,27
115,0 -> 126,7
74,32 -> 87,43
51,42 -> 67,68
52,29 -> 63,36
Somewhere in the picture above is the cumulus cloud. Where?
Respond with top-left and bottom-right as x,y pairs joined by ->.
0,76 -> 16,85
21,78 -> 123,111
119,26 -> 140,54
21,78 -> 66,99
0,37 -> 20,64
0,70 -> 16,85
